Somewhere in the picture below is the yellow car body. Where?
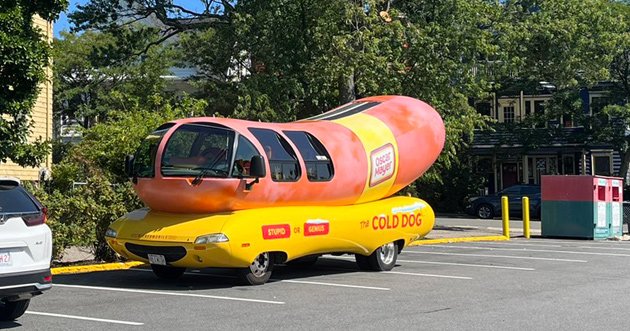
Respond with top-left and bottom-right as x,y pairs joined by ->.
106,196 -> 434,269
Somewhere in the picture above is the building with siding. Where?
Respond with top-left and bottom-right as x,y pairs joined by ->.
0,16 -> 53,181
471,85 -> 621,195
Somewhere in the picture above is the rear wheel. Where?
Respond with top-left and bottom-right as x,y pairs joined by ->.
356,242 -> 399,271
151,264 -> 186,280
476,204 -> 494,219
0,299 -> 30,321
239,252 -> 274,285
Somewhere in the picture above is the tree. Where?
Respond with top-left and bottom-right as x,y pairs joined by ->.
0,0 -> 68,166
53,28 -> 174,129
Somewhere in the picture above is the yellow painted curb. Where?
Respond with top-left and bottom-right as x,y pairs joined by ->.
410,235 -> 510,246
52,261 -> 146,275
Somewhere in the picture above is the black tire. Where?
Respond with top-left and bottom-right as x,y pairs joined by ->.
151,264 -> 186,280
238,252 -> 274,285
0,299 -> 30,321
476,204 -> 494,219
355,254 -> 372,270
356,242 -> 399,271
286,255 -> 319,268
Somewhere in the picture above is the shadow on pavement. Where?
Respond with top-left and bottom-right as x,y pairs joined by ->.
52,256 -> 369,291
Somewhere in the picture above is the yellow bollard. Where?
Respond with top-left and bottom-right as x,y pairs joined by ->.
522,196 -> 531,239
501,196 -> 510,238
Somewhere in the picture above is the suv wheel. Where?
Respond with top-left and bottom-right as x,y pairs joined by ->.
0,299 -> 30,321
476,204 -> 494,219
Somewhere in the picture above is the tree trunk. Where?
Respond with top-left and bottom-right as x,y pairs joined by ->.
338,70 -> 356,104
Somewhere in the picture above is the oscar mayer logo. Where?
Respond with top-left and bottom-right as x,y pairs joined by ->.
304,219 -> 330,236
262,224 -> 291,240
370,143 -> 396,187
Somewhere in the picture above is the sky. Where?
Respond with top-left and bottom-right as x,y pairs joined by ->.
54,0 -> 89,38
54,0 -> 211,39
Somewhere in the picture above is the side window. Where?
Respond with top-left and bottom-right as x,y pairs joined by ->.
134,123 -> 173,178
232,135 -> 262,178
248,128 -> 300,182
283,131 -> 334,181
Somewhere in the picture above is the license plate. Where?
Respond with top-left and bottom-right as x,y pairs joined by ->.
147,254 -> 166,265
0,251 -> 11,266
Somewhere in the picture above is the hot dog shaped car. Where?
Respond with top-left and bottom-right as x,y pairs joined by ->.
106,95 -> 445,284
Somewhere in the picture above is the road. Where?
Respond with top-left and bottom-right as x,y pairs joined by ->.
4,237 -> 630,330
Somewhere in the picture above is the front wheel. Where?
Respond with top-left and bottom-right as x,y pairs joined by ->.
355,242 -> 398,271
0,299 -> 30,321
476,204 -> 494,219
151,264 -> 186,280
239,252 -> 274,285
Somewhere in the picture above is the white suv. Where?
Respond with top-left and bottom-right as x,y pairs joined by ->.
0,178 -> 52,321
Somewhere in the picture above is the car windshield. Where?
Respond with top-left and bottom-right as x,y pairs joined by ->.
161,123 -> 235,178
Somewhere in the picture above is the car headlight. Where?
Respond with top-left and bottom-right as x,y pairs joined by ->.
105,228 -> 118,238
194,233 -> 229,244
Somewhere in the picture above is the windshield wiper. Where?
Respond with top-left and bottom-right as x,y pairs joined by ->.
191,152 -> 228,186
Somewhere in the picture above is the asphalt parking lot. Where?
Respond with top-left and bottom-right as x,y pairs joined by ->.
4,238 -> 630,330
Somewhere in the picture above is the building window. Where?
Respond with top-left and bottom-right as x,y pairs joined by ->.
249,128 -> 300,182
503,106 -> 515,123
563,155 -> 575,175
475,102 -> 491,116
525,101 -> 532,116
593,155 -> 611,176
590,96 -> 609,115
283,131 -> 334,181
534,100 -> 545,114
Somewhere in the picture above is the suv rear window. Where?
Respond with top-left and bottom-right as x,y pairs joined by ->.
0,185 -> 38,213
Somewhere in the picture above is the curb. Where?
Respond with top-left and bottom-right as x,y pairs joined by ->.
52,261 -> 146,275
410,235 -> 509,246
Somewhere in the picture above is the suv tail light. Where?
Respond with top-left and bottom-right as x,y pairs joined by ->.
23,207 -> 47,226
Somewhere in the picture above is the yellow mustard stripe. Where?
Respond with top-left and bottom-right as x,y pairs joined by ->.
332,113 -> 399,204
410,236 -> 510,246
52,261 -> 145,275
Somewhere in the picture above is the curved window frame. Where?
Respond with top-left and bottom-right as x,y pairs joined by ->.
283,131 -> 334,182
248,128 -> 301,182
133,123 -> 175,178
160,123 -> 236,178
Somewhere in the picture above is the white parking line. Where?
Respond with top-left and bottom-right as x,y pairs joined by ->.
276,279 -> 390,290
383,271 -> 472,279
397,259 -> 535,271
53,284 -> 285,305
25,311 -> 143,326
575,246 -> 630,251
422,244 -> 630,257
130,268 -> 389,291
323,256 -> 475,278
404,251 -> 588,262
470,242 -> 563,248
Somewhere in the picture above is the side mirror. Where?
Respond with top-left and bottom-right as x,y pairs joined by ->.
249,155 -> 266,178
124,154 -> 135,178
246,155 -> 266,190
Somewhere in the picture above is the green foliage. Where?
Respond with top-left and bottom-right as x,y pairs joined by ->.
0,1 -> 67,166
53,29 -> 174,128
35,97 -> 205,261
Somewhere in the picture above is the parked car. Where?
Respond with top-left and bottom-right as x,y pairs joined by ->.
465,184 -> 541,219
0,178 -> 52,321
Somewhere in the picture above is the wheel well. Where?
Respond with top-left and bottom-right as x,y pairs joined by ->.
395,239 -> 405,253
270,251 -> 288,264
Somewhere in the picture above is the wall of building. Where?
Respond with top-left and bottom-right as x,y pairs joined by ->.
0,16 -> 53,181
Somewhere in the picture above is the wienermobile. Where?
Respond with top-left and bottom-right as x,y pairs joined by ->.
105,95 -> 445,285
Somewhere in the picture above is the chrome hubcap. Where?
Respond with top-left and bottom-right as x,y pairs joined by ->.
249,252 -> 270,277
379,242 -> 396,265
